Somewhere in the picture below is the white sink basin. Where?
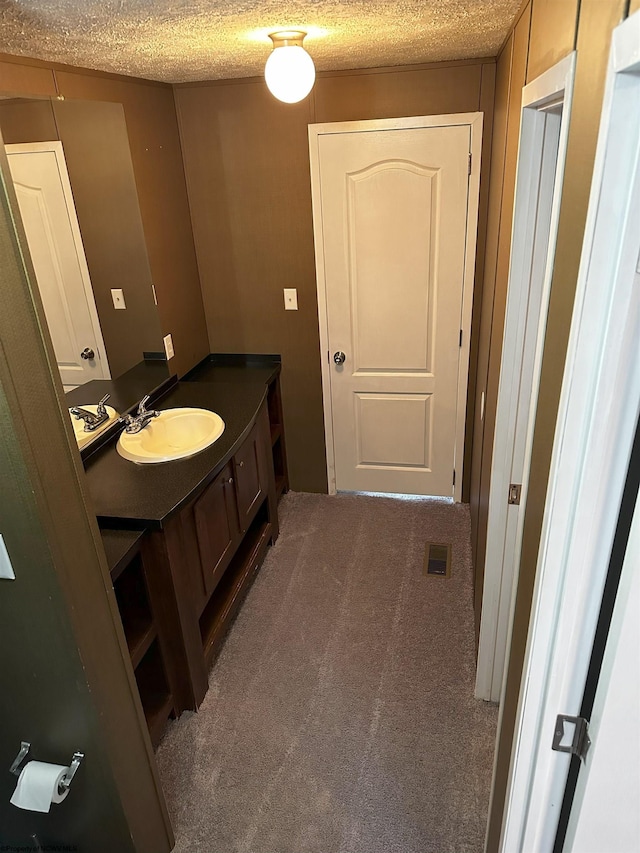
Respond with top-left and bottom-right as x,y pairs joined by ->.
116,407 -> 225,464
69,405 -> 119,449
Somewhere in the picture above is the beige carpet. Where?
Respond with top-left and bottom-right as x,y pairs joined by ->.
156,492 -> 498,853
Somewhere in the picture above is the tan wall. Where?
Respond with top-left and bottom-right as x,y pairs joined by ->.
55,100 -> 166,375
482,0 -> 629,848
0,97 -> 58,141
527,0 -> 579,81
631,0 -> 640,15
175,60 -> 496,492
0,55 -> 209,378
0,59 -> 57,97
469,3 -> 532,641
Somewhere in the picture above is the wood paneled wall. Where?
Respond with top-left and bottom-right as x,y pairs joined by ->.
469,3 -> 532,643
0,98 -> 58,141
0,54 -> 209,378
478,0 -> 631,847
0,135 -> 172,853
526,0 -> 579,82
175,59 -> 496,492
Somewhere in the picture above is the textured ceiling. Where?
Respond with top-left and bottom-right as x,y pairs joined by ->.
0,1 -> 522,84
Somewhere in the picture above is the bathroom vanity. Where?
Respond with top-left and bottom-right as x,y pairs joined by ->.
71,356 -> 288,746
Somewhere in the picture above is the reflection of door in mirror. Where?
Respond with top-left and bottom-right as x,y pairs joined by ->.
6,141 -> 110,390
0,96 -> 169,386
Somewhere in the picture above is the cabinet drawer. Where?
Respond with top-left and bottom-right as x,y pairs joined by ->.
234,422 -> 264,533
194,462 -> 239,598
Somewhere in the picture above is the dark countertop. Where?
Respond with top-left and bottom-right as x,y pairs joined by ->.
86,378 -> 269,530
183,355 -> 280,388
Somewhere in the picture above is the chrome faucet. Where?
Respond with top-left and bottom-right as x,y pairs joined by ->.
70,394 -> 111,432
123,395 -> 160,434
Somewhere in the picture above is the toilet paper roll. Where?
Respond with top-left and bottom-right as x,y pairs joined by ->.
10,761 -> 70,813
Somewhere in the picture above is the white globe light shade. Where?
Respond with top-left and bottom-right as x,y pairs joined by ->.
265,45 -> 316,104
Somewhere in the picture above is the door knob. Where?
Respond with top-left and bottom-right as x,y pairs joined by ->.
80,347 -> 95,360
333,351 -> 346,365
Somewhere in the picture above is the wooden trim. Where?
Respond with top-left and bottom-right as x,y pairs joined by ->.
0,50 -> 172,89
316,56 -> 496,78
174,56 -> 496,89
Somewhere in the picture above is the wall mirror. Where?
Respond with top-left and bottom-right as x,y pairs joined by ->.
0,95 -> 170,446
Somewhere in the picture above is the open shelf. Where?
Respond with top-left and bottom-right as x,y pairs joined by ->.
129,622 -> 157,670
136,640 -> 174,748
112,552 -> 157,669
200,503 -> 271,668
273,439 -> 287,497
267,375 -> 289,497
101,528 -> 147,583
270,423 -> 281,446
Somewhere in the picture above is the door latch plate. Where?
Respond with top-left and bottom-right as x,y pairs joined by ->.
552,714 -> 591,762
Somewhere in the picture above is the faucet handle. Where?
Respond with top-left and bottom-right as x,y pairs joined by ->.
137,395 -> 151,415
96,394 -> 110,417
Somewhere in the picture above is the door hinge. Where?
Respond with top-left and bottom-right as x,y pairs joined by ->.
552,715 -> 591,762
468,152 -> 472,175
459,329 -> 463,347
327,350 -> 330,364
508,483 -> 522,505
453,469 -> 456,487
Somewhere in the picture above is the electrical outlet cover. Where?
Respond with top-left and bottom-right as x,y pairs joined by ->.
284,288 -> 298,310
111,288 -> 126,310
163,333 -> 175,360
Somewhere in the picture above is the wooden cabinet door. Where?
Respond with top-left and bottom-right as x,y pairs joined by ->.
234,422 -> 264,533
194,462 -> 239,597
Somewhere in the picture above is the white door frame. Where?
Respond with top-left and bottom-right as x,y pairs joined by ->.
309,113 -> 483,500
498,11 -> 640,850
5,140 -> 110,381
476,54 -> 576,702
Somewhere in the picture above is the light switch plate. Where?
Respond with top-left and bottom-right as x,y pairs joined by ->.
111,288 -> 126,310
0,534 -> 16,580
163,333 -> 175,360
284,288 -> 298,310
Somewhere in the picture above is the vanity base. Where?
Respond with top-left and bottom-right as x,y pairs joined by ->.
98,370 -> 282,740
140,400 -> 277,713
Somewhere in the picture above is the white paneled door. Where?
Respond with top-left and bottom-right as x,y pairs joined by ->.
310,115 -> 481,497
6,142 -> 109,388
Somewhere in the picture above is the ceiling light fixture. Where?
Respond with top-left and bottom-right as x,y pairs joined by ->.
265,30 -> 316,104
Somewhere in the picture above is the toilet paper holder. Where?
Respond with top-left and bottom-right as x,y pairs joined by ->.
10,742 -> 84,791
